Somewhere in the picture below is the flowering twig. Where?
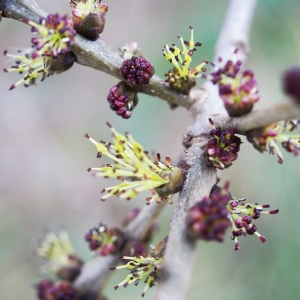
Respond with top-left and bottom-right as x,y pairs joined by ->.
1,0 -> 191,108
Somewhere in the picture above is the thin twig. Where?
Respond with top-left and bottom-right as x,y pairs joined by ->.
1,0 -> 191,108
155,1 -> 257,299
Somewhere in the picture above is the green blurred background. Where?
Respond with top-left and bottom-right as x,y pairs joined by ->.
0,0 -> 300,299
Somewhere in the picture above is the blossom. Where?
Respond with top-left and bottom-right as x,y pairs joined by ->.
84,222 -> 124,256
162,26 -> 208,94
36,230 -> 82,280
27,14 -> 76,57
4,49 -> 53,90
206,119 -> 242,169
86,123 -> 186,204
70,0 -> 108,20
207,49 -> 259,116
247,119 -> 300,164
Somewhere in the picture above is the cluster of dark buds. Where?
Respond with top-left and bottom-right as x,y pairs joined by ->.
110,237 -> 167,298
283,66 -> 300,103
85,222 -> 124,256
206,118 -> 242,169
120,56 -> 155,86
186,183 -> 231,241
36,230 -> 83,281
227,195 -> 279,251
107,81 -> 138,119
206,49 -> 259,117
70,0 -> 108,40
85,123 -> 186,204
246,119 -> 300,164
27,14 -> 76,58
36,279 -> 77,300
162,26 -> 208,95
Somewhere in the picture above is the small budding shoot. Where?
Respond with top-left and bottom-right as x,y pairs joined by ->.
206,118 -> 242,169
206,49 -> 259,117
70,0 -> 108,41
27,13 -> 76,58
282,66 -> 300,103
110,238 -> 167,298
162,26 -> 208,95
84,222 -> 124,256
86,123 -> 185,204
247,119 -> 300,164
3,50 -> 53,90
36,230 -> 82,281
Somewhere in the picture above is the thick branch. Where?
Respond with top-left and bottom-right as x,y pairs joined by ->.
1,0 -> 190,108
155,1 -> 257,299
223,101 -> 300,134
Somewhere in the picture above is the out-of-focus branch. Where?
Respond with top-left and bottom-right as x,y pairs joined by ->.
73,200 -> 167,293
1,0 -> 191,108
155,1 -> 257,299
222,101 -> 300,134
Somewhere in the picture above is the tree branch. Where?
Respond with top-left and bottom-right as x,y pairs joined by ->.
155,1 -> 257,299
1,0 -> 192,108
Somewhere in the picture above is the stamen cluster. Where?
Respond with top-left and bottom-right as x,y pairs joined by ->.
186,184 -> 231,241
110,254 -> 163,298
36,280 -> 77,300
227,197 -> 279,250
162,26 -> 208,94
120,56 -> 155,86
208,49 -> 259,116
206,119 -> 242,169
246,119 -> 300,164
4,50 -> 53,90
27,14 -> 76,58
107,81 -> 138,119
70,0 -> 108,19
86,123 -> 181,204
84,222 -> 124,256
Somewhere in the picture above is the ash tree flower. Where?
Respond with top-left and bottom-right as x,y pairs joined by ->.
162,26 -> 208,95
70,0 -> 108,41
107,81 -> 138,119
85,123 -> 186,204
3,49 -> 53,90
36,230 -> 82,281
206,118 -> 242,169
186,183 -> 279,251
27,14 -> 76,58
227,194 -> 279,251
84,222 -> 124,256
247,119 -> 300,164
206,49 -> 259,117
110,237 -> 167,298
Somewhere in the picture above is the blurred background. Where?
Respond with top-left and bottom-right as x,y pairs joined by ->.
0,0 -> 300,299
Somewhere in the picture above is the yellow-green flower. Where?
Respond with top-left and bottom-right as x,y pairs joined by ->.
4,49 -> 52,90
86,123 -> 185,204
162,26 -> 208,94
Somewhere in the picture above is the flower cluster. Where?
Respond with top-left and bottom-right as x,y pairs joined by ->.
86,123 -> 185,204
110,240 -> 165,299
246,119 -> 300,164
70,0 -> 108,40
120,56 -> 155,86
36,230 -> 82,281
227,196 -> 279,251
85,222 -> 124,256
207,49 -> 259,116
162,26 -> 208,95
36,280 -> 77,300
186,184 -> 231,241
107,81 -> 138,119
283,67 -> 300,103
4,49 -> 53,90
206,119 -> 242,169
27,14 -> 76,58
